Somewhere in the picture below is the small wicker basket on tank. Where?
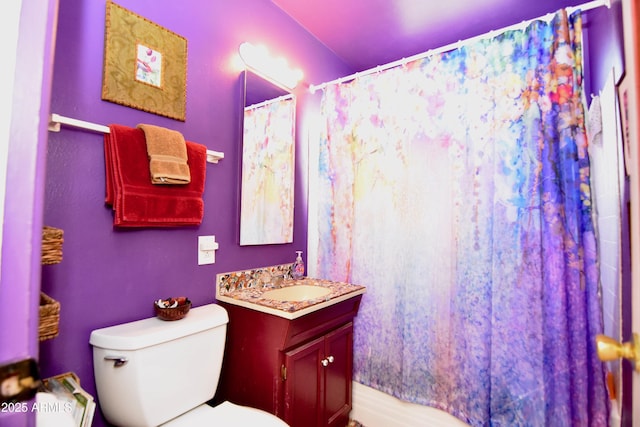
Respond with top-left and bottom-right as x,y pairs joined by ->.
154,299 -> 191,321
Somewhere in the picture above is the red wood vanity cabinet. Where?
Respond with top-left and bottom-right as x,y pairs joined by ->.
216,294 -> 362,427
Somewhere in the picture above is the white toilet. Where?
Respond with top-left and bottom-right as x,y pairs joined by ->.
89,303 -> 288,426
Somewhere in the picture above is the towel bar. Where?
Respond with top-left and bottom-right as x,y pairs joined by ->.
48,113 -> 224,164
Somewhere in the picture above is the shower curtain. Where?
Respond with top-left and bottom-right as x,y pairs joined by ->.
314,10 -> 608,426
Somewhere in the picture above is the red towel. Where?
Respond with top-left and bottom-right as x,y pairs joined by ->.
104,124 -> 206,227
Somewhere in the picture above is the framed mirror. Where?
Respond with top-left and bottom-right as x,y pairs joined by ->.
239,69 -> 296,245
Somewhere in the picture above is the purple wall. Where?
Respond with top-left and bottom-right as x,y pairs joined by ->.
583,0 -> 625,99
40,1 -> 350,425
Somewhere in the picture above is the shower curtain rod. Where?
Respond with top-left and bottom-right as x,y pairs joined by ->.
308,0 -> 610,93
245,92 -> 295,111
48,113 -> 225,163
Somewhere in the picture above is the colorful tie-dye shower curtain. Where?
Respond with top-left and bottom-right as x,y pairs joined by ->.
314,10 -> 608,426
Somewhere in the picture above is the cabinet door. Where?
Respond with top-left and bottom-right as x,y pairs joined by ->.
283,335 -> 325,427
324,322 -> 353,427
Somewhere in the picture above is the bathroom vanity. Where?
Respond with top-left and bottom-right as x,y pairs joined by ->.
215,274 -> 364,427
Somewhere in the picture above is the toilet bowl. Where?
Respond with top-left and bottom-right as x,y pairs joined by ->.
89,304 -> 288,426
161,401 -> 288,426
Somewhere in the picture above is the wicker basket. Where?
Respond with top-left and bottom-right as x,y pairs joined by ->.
41,226 -> 64,265
39,292 -> 60,341
154,300 -> 191,321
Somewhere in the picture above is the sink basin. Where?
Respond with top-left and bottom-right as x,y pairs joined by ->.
262,285 -> 332,302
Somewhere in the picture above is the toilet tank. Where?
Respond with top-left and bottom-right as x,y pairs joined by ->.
89,304 -> 229,427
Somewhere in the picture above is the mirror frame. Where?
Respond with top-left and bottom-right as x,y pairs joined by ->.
238,69 -> 297,246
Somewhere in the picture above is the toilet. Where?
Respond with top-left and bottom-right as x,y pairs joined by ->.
89,303 -> 288,426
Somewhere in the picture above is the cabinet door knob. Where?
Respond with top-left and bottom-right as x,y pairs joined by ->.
321,355 -> 335,367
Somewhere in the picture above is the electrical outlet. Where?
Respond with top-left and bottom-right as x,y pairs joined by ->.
198,235 -> 218,265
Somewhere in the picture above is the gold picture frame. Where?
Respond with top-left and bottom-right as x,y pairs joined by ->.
102,1 -> 187,121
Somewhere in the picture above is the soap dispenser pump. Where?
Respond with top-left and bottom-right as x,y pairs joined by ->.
292,251 -> 305,279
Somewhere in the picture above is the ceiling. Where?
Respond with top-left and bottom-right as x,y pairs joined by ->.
271,0 -> 592,73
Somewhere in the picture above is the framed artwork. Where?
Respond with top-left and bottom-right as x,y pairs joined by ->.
102,1 -> 187,121
617,73 -> 632,176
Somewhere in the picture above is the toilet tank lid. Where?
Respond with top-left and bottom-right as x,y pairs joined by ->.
89,303 -> 229,351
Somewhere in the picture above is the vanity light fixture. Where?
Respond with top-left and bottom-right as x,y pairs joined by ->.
238,42 -> 303,89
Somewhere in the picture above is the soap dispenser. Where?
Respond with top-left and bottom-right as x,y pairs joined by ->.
292,251 -> 305,279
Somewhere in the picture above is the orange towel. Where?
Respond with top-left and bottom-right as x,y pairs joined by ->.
104,124 -> 206,227
137,124 -> 191,184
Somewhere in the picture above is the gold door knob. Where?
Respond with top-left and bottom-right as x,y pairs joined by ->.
595,333 -> 640,371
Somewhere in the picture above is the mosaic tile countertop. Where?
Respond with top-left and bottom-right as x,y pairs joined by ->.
216,265 -> 366,319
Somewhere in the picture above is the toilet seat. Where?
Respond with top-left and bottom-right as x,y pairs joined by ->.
161,401 -> 289,426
